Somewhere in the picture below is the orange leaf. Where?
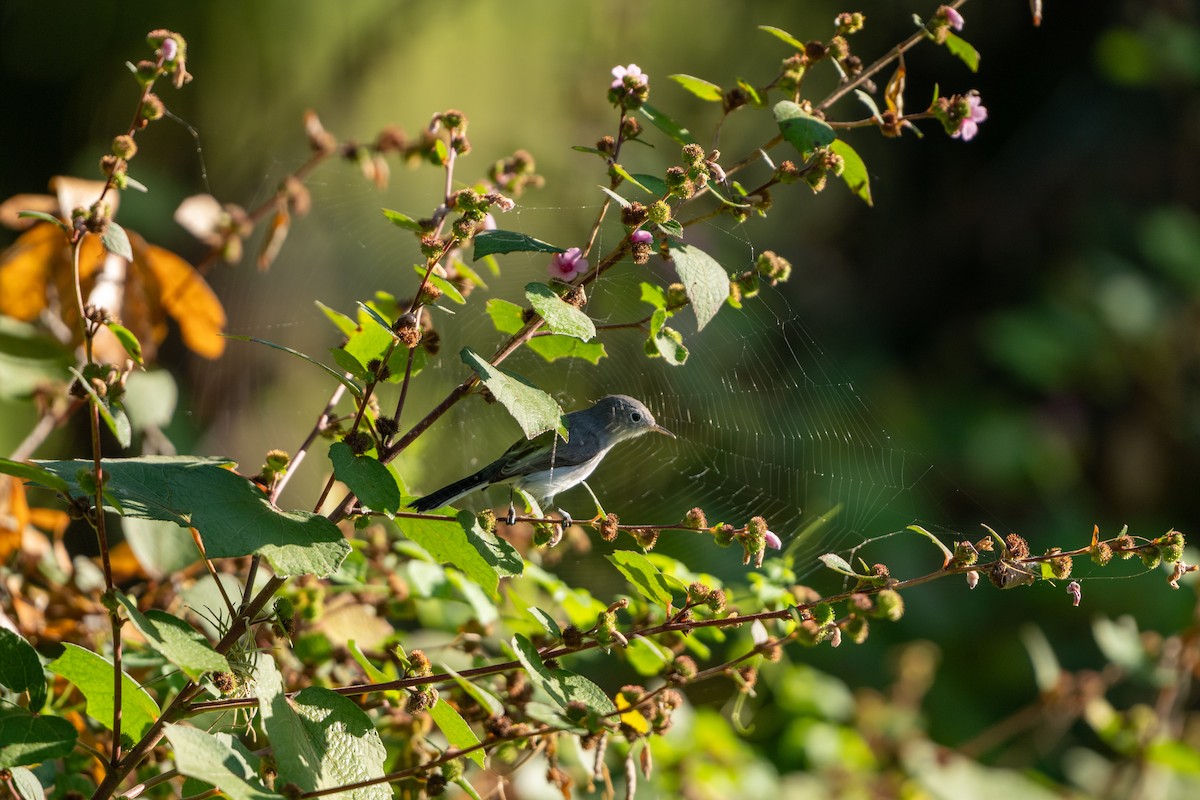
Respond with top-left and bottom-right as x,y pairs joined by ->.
129,232 -> 227,359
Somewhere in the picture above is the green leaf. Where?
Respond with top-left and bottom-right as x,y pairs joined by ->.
774,100 -> 836,156
255,656 -> 389,799
444,666 -> 505,718
48,643 -> 159,744
647,320 -> 689,365
315,300 -> 358,337
396,511 -> 523,601
944,32 -> 981,72
459,348 -> 566,440
656,218 -> 684,239
511,635 -> 616,717
16,211 -> 67,232
667,242 -> 729,331
430,698 -> 485,766
69,366 -> 131,448
114,592 -> 230,681
104,322 -> 143,365
473,230 -> 565,259
165,725 -> 281,800
123,369 -> 177,431
624,636 -> 671,677
122,517 -> 199,578
0,629 -> 46,712
329,442 -> 401,514
830,139 -> 873,206
527,606 -> 562,639
415,264 -> 467,305
330,347 -> 369,381
528,335 -> 607,364
381,207 -> 426,232
356,301 -> 396,335
855,89 -> 883,120
631,174 -> 670,198
572,145 -> 609,156
485,298 -> 524,335
640,282 -> 667,311
818,552 -> 859,577
32,456 -> 350,578
669,74 -> 723,102
525,283 -> 595,341
736,78 -> 763,107
758,24 -> 806,50
6,766 -> 44,800
906,524 -> 955,565
0,458 -> 70,495
639,104 -> 696,146
100,221 -> 132,260
611,164 -> 653,194
607,551 -> 679,608
225,335 -> 362,399
599,186 -> 631,208
0,318 -> 72,401
0,708 -> 76,769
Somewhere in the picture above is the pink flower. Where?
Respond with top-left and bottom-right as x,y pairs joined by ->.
764,529 -> 782,550
952,93 -> 987,141
630,229 -> 653,244
549,247 -> 588,281
940,5 -> 965,31
160,37 -> 179,63
611,64 -> 648,90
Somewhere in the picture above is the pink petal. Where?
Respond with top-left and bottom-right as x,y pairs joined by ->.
764,530 -> 782,550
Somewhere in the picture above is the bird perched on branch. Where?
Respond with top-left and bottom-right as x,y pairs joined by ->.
410,394 -> 673,526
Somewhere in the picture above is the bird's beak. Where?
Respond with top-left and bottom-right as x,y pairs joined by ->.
651,424 -> 675,439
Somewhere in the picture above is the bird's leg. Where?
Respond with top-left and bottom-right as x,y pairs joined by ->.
506,488 -> 517,526
555,508 -> 573,530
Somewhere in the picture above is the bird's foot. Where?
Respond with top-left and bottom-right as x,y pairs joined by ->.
505,502 -> 517,526
555,508 -> 573,530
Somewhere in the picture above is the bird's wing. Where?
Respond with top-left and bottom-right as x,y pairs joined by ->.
494,427 -> 602,479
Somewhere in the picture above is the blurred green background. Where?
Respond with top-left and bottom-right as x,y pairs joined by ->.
3,0 -> 1199,789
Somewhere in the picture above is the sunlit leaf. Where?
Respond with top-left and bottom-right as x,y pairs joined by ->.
48,644 -> 159,744
381,207 -> 426,232
114,592 -> 230,681
639,104 -> 696,145
669,74 -> 723,102
460,348 -> 566,439
165,725 -> 280,800
329,441 -> 401,514
667,242 -> 729,331
430,698 -> 485,766
758,25 -> 805,50
101,221 -> 132,259
525,283 -> 595,341
31,456 -> 350,577
944,32 -> 981,72
830,139 -> 873,206
774,101 -> 836,156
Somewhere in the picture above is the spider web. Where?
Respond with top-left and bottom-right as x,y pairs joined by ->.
186,162 -> 953,581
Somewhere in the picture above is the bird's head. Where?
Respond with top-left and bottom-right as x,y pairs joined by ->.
591,394 -> 674,443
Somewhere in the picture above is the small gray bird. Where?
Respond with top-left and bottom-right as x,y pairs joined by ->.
410,394 -> 673,524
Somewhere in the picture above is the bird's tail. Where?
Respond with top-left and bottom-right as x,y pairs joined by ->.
409,467 -> 494,513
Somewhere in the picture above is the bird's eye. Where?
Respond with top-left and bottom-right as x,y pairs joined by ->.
631,412 -> 643,423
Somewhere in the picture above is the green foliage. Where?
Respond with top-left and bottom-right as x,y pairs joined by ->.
165,725 -> 281,800
329,441 -> 402,515
774,101 -> 836,156
459,347 -> 567,439
30,456 -> 351,577
524,282 -> 595,340
395,510 -> 522,601
668,242 -> 730,331
472,229 -> 564,258
114,592 -> 231,680
48,644 -> 160,745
